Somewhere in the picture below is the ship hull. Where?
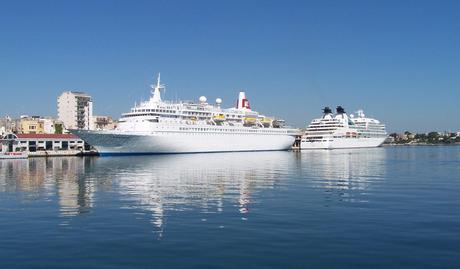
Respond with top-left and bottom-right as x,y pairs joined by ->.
73,130 -> 296,155
300,137 -> 386,150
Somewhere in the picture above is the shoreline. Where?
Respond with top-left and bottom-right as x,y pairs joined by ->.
383,143 -> 460,147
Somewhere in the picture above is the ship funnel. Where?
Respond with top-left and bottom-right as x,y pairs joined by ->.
323,107 -> 332,114
236,91 -> 251,110
336,106 -> 346,114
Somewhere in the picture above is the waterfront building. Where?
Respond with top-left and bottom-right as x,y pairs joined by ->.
42,118 -> 56,134
42,118 -> 64,134
18,116 -> 63,134
57,91 -> 93,130
20,116 -> 45,134
12,133 -> 87,152
3,134 -> 85,152
0,116 -> 14,135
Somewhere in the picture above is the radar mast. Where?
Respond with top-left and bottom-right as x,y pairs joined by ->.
151,73 -> 165,103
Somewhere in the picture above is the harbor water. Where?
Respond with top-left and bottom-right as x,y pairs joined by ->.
1,146 -> 459,268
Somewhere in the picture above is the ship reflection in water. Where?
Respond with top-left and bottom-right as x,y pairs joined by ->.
1,147 -> 458,269
298,148 -> 387,202
99,152 -> 297,235
0,152 -> 298,232
0,149 -> 386,232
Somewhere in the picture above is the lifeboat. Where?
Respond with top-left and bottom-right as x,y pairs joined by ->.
260,117 -> 273,127
213,113 -> 226,122
243,117 -> 257,125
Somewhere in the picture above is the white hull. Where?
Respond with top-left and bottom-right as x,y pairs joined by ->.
300,137 -> 386,150
74,130 -> 295,155
69,74 -> 299,155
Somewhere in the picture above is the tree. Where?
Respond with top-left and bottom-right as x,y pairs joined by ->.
414,133 -> 427,140
54,124 -> 63,134
427,132 -> 439,143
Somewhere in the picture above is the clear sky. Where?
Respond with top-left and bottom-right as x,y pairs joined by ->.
1,0 -> 459,132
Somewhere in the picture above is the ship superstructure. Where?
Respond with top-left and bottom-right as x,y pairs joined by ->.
300,106 -> 387,149
73,74 -> 297,155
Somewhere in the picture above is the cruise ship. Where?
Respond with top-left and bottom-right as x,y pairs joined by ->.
73,74 -> 298,155
300,106 -> 387,149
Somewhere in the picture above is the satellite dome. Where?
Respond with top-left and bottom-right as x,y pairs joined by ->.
199,96 -> 207,103
215,98 -> 222,104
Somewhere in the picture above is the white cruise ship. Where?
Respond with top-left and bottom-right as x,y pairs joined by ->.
73,74 -> 298,155
300,106 -> 387,149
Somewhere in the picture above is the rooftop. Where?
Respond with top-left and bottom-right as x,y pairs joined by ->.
59,91 -> 91,98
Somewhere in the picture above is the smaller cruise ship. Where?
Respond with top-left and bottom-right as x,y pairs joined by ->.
300,106 -> 387,149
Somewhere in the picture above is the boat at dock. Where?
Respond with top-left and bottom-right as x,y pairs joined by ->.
0,152 -> 28,159
0,134 -> 28,159
300,106 -> 387,149
72,74 -> 298,155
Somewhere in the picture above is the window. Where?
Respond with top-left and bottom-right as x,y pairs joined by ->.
62,141 -> 68,150
46,141 -> 53,150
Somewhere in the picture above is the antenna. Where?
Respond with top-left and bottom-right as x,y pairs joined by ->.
157,73 -> 161,87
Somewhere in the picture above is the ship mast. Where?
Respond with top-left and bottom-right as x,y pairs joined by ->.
151,73 -> 164,103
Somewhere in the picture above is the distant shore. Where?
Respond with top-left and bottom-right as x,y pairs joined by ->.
388,131 -> 460,146
384,143 -> 460,146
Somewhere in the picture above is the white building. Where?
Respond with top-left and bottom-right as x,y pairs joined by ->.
1,133 -> 86,152
0,116 -> 13,135
42,118 -> 55,134
57,91 -> 93,130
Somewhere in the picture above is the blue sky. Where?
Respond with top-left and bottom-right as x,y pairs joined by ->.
1,0 -> 459,132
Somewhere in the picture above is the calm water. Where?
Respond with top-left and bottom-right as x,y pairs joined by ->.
1,146 -> 459,268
